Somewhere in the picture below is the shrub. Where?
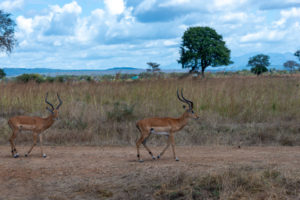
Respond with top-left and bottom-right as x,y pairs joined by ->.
46,76 -> 55,83
16,73 -> 45,83
107,101 -> 135,122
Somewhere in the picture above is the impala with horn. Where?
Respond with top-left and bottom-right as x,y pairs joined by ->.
136,89 -> 198,162
8,93 -> 63,158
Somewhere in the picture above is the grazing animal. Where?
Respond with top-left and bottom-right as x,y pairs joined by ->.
8,93 -> 62,158
136,89 -> 198,162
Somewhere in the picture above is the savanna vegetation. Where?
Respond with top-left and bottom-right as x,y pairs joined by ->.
1,73 -> 300,147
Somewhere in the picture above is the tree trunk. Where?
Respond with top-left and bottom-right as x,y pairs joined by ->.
201,66 -> 205,78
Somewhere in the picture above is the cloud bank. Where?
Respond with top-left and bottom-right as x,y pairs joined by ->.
0,0 -> 299,69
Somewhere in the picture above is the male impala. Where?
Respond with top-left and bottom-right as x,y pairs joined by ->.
136,89 -> 198,162
8,93 -> 62,158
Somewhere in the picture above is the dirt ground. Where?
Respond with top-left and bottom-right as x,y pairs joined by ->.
1,145 -> 300,200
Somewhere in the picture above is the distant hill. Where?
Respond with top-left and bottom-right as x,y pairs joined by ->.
3,67 -> 144,77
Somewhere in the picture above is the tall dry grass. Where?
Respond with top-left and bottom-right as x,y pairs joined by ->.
1,75 -> 300,146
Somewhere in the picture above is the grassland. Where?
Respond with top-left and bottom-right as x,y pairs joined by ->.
1,74 -> 300,200
1,74 -> 300,146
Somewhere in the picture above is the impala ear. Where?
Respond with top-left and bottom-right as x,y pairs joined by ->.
182,105 -> 186,109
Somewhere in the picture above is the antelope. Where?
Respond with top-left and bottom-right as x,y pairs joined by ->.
136,89 -> 198,162
8,93 -> 62,158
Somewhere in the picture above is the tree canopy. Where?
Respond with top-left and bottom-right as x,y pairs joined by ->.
0,68 -> 5,79
248,54 -> 270,76
146,62 -> 161,73
0,10 -> 17,54
294,50 -> 300,61
178,26 -> 232,77
283,60 -> 300,71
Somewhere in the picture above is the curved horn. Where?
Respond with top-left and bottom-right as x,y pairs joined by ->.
181,89 -> 194,109
45,92 -> 54,111
177,88 -> 187,104
56,93 -> 63,109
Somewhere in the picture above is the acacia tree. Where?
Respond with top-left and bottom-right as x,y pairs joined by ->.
146,62 -> 161,73
283,60 -> 300,72
178,26 -> 232,77
0,10 -> 16,77
248,54 -> 270,76
0,10 -> 17,54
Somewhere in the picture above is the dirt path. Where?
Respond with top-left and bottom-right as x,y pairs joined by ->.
1,145 -> 300,199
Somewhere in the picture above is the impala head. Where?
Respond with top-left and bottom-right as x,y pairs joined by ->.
177,89 -> 199,119
45,93 -> 63,120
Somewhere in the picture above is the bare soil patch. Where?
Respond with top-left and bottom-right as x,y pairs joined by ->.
0,145 -> 300,199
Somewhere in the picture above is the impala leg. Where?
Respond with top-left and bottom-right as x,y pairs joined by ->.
142,135 -> 156,160
157,135 -> 171,159
170,134 -> 179,161
136,136 -> 145,162
9,130 -> 19,158
25,132 -> 38,157
39,134 -> 46,158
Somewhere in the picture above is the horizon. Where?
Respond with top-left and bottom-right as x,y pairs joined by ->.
0,0 -> 300,70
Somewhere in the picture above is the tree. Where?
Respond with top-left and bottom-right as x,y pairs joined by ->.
146,62 -> 161,73
283,60 -> 300,72
0,68 -> 5,79
248,54 -> 270,76
295,50 -> 300,61
0,10 -> 17,54
178,26 -> 232,77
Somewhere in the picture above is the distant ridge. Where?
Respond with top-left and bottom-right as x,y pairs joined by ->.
3,67 -> 142,77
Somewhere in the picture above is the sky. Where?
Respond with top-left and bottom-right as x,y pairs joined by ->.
0,0 -> 300,69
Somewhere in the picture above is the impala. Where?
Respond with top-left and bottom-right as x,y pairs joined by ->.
8,93 -> 62,158
136,89 -> 198,162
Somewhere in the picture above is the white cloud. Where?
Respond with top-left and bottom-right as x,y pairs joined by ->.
213,0 -> 247,10
16,16 -> 33,34
135,0 -> 156,14
0,0 -> 23,12
159,0 -> 190,7
219,12 -> 248,23
104,0 -> 125,15
50,1 -> 82,14
275,7 -> 300,27
240,29 -> 286,43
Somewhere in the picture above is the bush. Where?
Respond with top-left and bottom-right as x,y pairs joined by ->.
16,73 -> 45,83
107,102 -> 135,122
46,76 -> 55,83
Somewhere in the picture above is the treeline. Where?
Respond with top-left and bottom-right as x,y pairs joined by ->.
0,69 -> 299,84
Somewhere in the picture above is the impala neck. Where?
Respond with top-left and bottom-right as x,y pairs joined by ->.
176,111 -> 190,130
43,114 -> 56,129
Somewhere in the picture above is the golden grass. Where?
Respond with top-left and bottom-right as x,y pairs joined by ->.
149,166 -> 300,200
1,75 -> 300,145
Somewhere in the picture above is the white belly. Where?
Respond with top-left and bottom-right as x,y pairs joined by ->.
18,124 -> 35,130
150,129 -> 169,136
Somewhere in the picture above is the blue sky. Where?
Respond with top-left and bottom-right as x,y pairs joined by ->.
0,0 -> 300,69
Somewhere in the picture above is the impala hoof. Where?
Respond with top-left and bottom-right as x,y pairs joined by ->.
14,153 -> 19,158
25,153 -> 28,157
152,156 -> 156,160
175,157 -> 179,161
157,155 -> 160,159
42,154 -> 47,158
138,159 -> 144,163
